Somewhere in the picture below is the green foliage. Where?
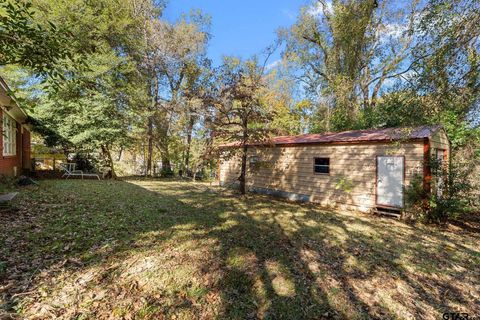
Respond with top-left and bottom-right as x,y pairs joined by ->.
405,157 -> 475,222
260,74 -> 310,135
361,91 -> 431,128
334,176 -> 355,193
213,56 -> 275,145
281,0 -> 479,152
1,0 -> 478,210
71,152 -> 98,173
360,89 -> 480,155
404,174 -> 427,218
0,0 -> 73,77
413,0 -> 479,101
3,0 -> 150,178
133,7 -> 211,175
159,167 -> 174,177
3,0 -> 213,178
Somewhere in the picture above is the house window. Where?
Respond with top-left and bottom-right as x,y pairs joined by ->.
2,112 -> 16,156
249,155 -> 260,165
314,157 -> 329,174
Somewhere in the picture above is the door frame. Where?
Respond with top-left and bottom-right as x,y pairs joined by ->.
375,155 -> 406,208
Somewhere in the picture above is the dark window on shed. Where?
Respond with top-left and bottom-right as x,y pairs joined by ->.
314,157 -> 330,174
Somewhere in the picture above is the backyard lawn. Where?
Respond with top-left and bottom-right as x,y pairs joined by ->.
0,179 -> 479,319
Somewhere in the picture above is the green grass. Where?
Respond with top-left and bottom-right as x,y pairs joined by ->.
1,179 -> 479,319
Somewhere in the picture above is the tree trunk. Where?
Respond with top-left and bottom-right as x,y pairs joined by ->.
146,70 -> 159,177
239,143 -> 247,194
101,144 -> 117,179
146,116 -> 154,176
184,115 -> 195,175
133,151 -> 137,174
239,120 -> 248,195
106,147 -> 117,179
161,156 -> 171,175
117,147 -> 123,162
192,164 -> 198,181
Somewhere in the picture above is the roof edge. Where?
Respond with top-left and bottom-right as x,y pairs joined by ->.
218,125 -> 443,148
218,137 -> 426,149
0,76 -> 29,122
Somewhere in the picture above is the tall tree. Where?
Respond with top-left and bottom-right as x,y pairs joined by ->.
281,0 -> 418,131
133,7 -> 210,175
212,57 -> 275,194
260,72 -> 311,135
5,0 -> 147,177
180,59 -> 213,175
129,0 -> 164,176
367,0 -> 479,148
411,0 -> 479,137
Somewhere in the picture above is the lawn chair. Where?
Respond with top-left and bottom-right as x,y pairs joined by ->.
60,163 -> 101,180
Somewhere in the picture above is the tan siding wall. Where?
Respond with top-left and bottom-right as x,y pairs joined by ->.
219,154 -> 241,185
429,129 -> 450,194
220,141 -> 425,212
430,129 -> 450,156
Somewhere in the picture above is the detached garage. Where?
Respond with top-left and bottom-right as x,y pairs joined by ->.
219,125 -> 450,215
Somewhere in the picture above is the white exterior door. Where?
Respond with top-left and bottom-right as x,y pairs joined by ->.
376,156 -> 404,208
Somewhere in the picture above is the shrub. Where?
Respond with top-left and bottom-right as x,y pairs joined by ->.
405,156 -> 475,222
160,167 -> 174,177
71,152 -> 98,172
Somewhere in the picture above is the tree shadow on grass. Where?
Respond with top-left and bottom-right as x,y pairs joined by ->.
1,179 -> 479,319
290,208 -> 480,318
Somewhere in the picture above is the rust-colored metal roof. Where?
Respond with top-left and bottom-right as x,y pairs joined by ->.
220,125 -> 443,147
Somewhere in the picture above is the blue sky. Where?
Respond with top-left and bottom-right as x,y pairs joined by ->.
163,0 -> 309,66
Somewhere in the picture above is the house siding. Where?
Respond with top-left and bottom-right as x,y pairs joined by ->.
429,129 -> 450,157
0,109 -> 31,176
219,141 -> 425,212
428,129 -> 451,194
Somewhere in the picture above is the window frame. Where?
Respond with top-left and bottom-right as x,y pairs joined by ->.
249,155 -> 260,165
2,111 -> 17,156
313,157 -> 330,175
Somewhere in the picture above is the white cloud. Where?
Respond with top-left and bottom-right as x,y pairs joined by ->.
380,23 -> 407,40
266,59 -> 282,71
281,8 -> 296,21
307,0 -> 333,17
402,69 -> 416,79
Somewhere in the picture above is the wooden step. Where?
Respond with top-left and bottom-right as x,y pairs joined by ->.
373,206 -> 402,219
